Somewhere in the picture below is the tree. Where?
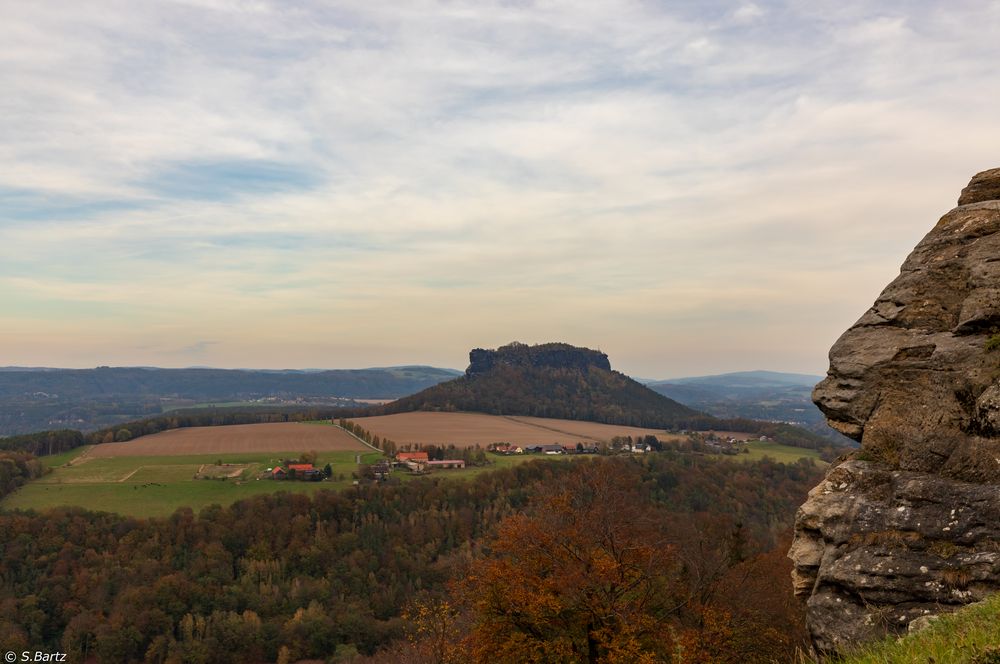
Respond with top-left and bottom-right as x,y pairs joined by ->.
463,460 -> 684,663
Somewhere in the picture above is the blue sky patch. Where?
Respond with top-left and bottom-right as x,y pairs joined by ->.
0,188 -> 148,223
138,159 -> 320,201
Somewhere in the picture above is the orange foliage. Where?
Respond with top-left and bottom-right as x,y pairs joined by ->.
462,460 -> 683,663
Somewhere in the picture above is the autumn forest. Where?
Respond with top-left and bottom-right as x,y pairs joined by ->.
0,452 -> 822,663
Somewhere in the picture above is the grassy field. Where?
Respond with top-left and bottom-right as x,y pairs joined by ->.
39,445 -> 92,468
740,440 -> 825,465
2,417 -> 823,517
3,450 -> 382,517
3,444 -> 822,517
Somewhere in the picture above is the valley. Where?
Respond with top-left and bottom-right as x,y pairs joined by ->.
1,411 -> 823,517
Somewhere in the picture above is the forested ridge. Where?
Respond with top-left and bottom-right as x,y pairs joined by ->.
0,366 -> 459,436
0,454 -> 824,663
0,366 -> 458,401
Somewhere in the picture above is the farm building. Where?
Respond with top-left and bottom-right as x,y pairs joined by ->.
488,443 -> 523,455
397,451 -> 429,463
525,444 -> 564,455
426,459 -> 465,469
266,463 -> 322,481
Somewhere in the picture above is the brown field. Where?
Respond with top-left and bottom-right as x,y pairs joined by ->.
88,423 -> 368,458
351,412 -> 683,447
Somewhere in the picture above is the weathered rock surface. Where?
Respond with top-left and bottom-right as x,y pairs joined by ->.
791,168 -> 1000,655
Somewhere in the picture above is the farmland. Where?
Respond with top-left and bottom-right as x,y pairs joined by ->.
87,421 -> 368,457
1,417 -> 822,517
3,446 -> 383,517
351,411 -> 683,447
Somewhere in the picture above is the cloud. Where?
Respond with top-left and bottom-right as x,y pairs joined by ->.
732,3 -> 765,23
2,1 -> 1000,375
177,340 -> 219,356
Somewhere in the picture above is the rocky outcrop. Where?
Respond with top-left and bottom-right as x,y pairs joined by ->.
791,168 -> 1000,655
466,342 -> 611,377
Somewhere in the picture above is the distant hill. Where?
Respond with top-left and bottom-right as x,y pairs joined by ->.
0,365 -> 461,399
654,369 -> 821,387
0,365 -> 461,436
373,342 -> 725,429
645,370 -> 852,444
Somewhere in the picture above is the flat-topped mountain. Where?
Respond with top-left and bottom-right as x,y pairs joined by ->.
373,342 -> 705,428
467,342 -> 611,376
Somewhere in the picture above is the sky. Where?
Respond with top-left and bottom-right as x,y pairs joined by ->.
2,0 -> 1000,378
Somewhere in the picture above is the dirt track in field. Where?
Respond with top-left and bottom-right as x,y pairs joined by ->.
351,412 -> 678,447
88,423 -> 367,457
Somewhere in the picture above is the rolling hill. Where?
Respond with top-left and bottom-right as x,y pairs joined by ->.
645,370 -> 853,444
0,365 -> 461,436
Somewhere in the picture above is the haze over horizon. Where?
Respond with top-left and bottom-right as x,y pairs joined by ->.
4,1 -> 999,377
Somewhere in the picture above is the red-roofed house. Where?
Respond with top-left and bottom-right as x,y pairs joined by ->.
397,452 -> 429,463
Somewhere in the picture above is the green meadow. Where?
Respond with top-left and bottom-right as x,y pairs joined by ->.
2,440 -> 822,518
740,440 -> 825,465
3,450 -> 382,518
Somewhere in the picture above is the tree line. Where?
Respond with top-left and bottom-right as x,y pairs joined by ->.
0,450 -> 48,500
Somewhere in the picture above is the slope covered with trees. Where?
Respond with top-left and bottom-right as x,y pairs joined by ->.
0,454 -> 823,663
373,342 -> 703,428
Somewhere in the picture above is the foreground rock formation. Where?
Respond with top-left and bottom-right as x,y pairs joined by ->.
790,168 -> 1000,654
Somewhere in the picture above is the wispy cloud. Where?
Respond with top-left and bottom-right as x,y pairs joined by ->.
2,0 -> 999,375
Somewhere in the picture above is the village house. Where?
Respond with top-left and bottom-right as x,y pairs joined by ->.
370,460 -> 391,481
488,442 -> 523,455
289,463 -> 322,480
395,451 -> 430,472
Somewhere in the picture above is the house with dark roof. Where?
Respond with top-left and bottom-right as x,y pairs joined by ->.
426,459 -> 465,469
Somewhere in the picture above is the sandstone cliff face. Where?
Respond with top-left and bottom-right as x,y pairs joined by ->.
791,169 -> 1000,654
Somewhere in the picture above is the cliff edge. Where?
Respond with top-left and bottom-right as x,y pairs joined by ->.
466,341 -> 611,376
790,168 -> 1000,654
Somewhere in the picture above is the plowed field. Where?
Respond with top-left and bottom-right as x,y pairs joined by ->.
87,422 -> 367,457
351,412 -> 680,447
